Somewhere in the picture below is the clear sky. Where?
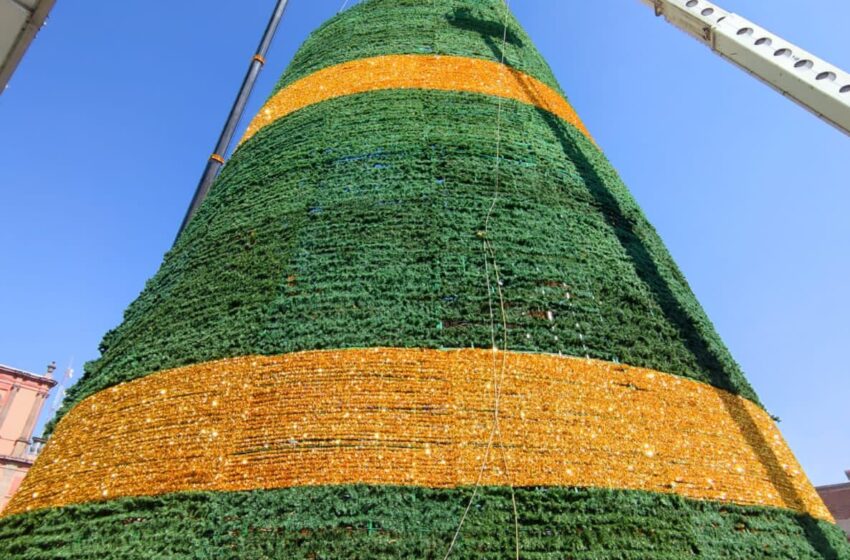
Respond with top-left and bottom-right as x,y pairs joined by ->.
0,0 -> 847,486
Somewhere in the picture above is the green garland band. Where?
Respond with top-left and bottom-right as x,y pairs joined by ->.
53,88 -> 758,432
1,486 -> 847,559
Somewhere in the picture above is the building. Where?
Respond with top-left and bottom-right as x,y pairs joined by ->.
0,0 -> 56,92
0,1 -> 847,557
0,362 -> 57,512
818,472 -> 850,541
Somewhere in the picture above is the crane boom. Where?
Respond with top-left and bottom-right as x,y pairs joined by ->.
640,0 -> 850,136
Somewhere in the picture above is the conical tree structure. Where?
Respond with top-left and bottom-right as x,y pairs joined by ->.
2,1 -> 847,557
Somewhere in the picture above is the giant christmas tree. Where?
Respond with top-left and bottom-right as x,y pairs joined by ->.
2,1 -> 847,557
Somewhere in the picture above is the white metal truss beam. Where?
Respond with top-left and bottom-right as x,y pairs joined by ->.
639,0 -> 850,136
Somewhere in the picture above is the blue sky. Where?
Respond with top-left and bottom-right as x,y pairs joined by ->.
0,0 -> 847,486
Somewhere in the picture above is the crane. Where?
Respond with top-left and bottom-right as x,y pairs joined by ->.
175,0 -> 850,239
639,0 -> 850,137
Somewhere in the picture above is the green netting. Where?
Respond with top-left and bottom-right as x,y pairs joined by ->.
272,0 -> 565,95
1,486 -> 847,559
53,87 -> 754,428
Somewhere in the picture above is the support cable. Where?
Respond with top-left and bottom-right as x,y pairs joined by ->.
444,2 -> 520,558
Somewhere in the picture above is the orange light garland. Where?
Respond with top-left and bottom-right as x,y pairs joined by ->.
239,54 -> 593,145
5,348 -> 830,521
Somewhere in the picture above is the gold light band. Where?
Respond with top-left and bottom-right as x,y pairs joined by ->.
5,348 -> 830,521
240,54 -> 593,145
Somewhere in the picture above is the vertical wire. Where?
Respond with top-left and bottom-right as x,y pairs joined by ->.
444,1 -> 519,558
483,3 -> 520,557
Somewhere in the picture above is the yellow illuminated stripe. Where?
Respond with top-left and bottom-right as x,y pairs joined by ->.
4,348 -> 830,521
240,55 -> 593,145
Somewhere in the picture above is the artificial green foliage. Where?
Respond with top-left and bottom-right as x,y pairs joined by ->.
1,486 -> 847,559
272,0 -> 565,95
25,2 -> 839,557
55,86 -> 755,427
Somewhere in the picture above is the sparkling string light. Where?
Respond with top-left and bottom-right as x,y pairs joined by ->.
239,54 -> 593,146
5,348 -> 830,522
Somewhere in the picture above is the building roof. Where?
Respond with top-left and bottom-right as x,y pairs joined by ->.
0,0 -> 55,92
817,482 -> 850,520
0,363 -> 57,388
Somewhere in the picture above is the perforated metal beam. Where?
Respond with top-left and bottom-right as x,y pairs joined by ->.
640,0 -> 850,136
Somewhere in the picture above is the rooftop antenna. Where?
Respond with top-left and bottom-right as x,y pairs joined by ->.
49,358 -> 74,415
175,0 -> 292,242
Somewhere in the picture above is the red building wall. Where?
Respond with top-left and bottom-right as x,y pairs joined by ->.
0,363 -> 56,512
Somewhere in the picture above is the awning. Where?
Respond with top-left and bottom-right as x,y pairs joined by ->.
0,0 -> 55,92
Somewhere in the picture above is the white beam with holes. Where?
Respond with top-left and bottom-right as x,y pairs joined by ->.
639,0 -> 850,136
